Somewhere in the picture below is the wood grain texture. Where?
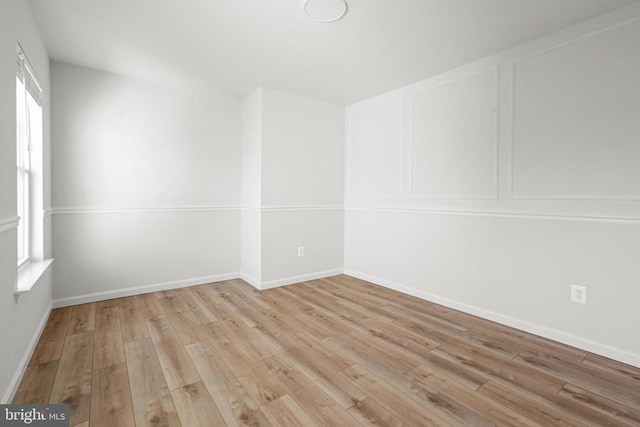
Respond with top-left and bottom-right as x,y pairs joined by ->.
13,360 -> 58,404
29,307 -> 71,365
120,297 -> 149,342
185,340 -> 273,427
15,275 -> 640,426
260,395 -> 318,427
175,288 -> 218,324
49,331 -> 94,426
156,290 -> 203,345
68,303 -> 96,335
134,293 -> 165,320
90,363 -> 135,427
125,338 -> 181,427
93,302 -> 125,370
171,381 -> 226,427
146,316 -> 200,391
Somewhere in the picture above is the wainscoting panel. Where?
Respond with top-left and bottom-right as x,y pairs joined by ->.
511,19 -> 640,200
347,95 -> 403,198
409,68 -> 499,199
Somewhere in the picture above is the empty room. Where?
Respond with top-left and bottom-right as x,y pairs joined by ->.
1,0 -> 640,425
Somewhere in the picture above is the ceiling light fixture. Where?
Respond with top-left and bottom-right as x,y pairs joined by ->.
303,0 -> 348,23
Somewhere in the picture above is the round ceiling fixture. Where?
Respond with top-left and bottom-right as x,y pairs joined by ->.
303,0 -> 348,23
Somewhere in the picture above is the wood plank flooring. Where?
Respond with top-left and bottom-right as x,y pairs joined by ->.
13,275 -> 640,426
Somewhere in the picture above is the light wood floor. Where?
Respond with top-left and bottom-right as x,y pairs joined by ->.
13,275 -> 640,426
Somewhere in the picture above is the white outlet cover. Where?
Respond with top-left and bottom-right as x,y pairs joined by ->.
571,285 -> 587,304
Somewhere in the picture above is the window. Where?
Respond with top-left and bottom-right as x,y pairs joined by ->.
16,42 -> 42,268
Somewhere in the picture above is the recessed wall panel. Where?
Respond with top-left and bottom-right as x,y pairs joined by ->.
512,21 -> 640,199
410,69 -> 498,199
347,96 -> 403,198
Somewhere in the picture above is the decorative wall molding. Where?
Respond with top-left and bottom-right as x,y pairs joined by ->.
49,202 -> 620,225
259,205 -> 344,213
259,268 -> 343,290
343,269 -> 640,368
48,206 -> 344,215
240,272 -> 261,289
507,60 -> 517,200
241,207 -> 262,214
51,269 -> 345,306
0,216 -> 20,233
407,66 -> 500,201
2,301 -> 52,404
510,194 -> 640,202
509,18 -> 640,201
52,272 -> 241,308
345,205 -> 640,225
49,206 -> 242,215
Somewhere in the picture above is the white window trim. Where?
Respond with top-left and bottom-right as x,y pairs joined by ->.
15,40 -> 52,301
16,165 -> 30,269
15,259 -> 54,302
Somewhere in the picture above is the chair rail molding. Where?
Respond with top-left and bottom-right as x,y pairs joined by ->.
0,216 -> 20,233
49,206 -> 242,215
345,205 -> 640,225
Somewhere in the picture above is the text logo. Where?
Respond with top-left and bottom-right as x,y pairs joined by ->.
0,405 -> 69,426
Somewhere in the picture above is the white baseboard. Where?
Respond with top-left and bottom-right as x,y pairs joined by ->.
52,273 -> 241,308
344,269 -> 640,369
240,269 -> 343,290
240,273 -> 261,289
52,268 -> 346,307
259,269 -> 344,290
2,301 -> 53,404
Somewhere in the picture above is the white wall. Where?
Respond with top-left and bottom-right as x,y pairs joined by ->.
345,3 -> 640,367
51,62 -> 241,304
260,89 -> 344,285
261,209 -> 343,286
261,89 -> 344,207
240,88 -> 345,288
50,66 -> 345,297
0,0 -> 53,402
240,89 -> 263,284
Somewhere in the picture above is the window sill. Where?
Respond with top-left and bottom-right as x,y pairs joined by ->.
15,259 -> 53,302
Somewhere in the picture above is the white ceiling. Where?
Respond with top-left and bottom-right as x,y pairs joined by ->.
29,0 -> 636,105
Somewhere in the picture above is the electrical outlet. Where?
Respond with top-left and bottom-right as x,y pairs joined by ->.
571,285 -> 587,304
297,246 -> 304,257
